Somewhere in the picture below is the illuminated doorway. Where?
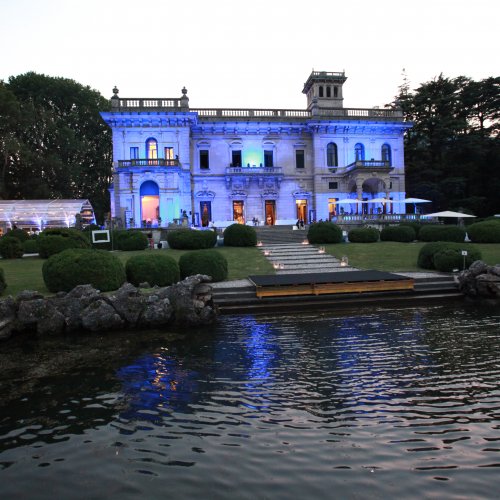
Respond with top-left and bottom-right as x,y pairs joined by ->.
140,180 -> 159,225
328,198 -> 338,220
296,199 -> 307,223
200,201 -> 212,227
265,200 -> 276,225
233,201 -> 245,224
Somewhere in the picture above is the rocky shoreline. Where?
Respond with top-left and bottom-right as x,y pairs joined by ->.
457,261 -> 500,302
0,274 -> 216,342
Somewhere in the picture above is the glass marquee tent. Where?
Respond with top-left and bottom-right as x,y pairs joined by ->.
0,199 -> 95,233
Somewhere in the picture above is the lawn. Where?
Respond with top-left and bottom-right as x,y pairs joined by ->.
1,242 -> 499,297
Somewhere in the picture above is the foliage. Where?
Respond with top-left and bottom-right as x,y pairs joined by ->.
394,73 -> 500,217
114,230 -> 148,251
0,236 -> 24,259
179,250 -> 228,282
223,224 -> 257,247
0,267 -> 5,295
307,221 -> 343,244
6,228 -> 29,242
380,225 -> 416,242
125,253 -> 180,287
167,229 -> 217,250
42,248 -> 126,293
347,227 -> 380,243
0,73 -> 112,221
23,238 -> 39,254
399,222 -> 423,239
466,221 -> 500,243
433,249 -> 470,272
419,225 -> 466,242
38,228 -> 91,258
417,242 -> 481,270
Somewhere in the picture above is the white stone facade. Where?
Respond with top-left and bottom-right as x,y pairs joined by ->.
101,72 -> 411,228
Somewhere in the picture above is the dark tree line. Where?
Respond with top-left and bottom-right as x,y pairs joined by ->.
0,72 -> 112,221
394,73 -> 500,216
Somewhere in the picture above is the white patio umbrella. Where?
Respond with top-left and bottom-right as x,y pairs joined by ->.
337,198 -> 364,215
425,211 -> 476,218
369,197 -> 389,203
403,197 -> 431,213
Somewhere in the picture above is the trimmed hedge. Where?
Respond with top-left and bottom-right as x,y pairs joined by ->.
23,238 -> 39,254
114,230 -> 149,251
466,221 -> 500,243
0,267 -> 6,295
419,225 -> 466,242
347,227 -> 380,243
417,242 -> 481,270
42,248 -> 126,293
399,222 -> 423,239
38,228 -> 91,258
0,236 -> 24,259
179,249 -> 228,282
380,225 -> 416,243
307,222 -> 343,244
223,224 -> 257,247
167,229 -> 217,250
125,253 -> 180,287
6,228 -> 29,242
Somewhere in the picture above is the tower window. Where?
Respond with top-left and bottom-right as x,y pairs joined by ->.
326,142 -> 338,167
334,86 -> 338,98
264,150 -> 274,168
326,87 -> 331,98
295,150 -> 305,169
232,150 -> 242,167
200,150 -> 209,169
328,182 -> 338,190
319,86 -> 324,98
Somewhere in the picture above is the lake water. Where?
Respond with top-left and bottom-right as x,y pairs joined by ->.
1,302 -> 500,499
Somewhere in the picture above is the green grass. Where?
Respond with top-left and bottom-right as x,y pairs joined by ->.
1,243 -> 499,297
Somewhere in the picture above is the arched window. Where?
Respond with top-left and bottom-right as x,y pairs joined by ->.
326,86 -> 331,98
319,86 -> 324,97
146,138 -> 158,159
381,143 -> 392,165
326,142 -> 338,167
354,143 -> 365,161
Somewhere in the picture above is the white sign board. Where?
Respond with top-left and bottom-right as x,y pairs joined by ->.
92,230 -> 110,244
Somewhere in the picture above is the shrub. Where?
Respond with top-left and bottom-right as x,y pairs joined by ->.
466,221 -> 500,243
0,236 -> 24,259
38,228 -> 91,258
380,225 -> 416,243
347,227 -> 380,243
125,253 -> 180,287
417,242 -> 481,270
167,229 -> 217,250
399,222 -> 422,239
114,230 -> 149,251
419,225 -> 466,242
6,228 -> 29,242
223,224 -> 257,247
307,221 -> 343,244
42,248 -> 126,293
179,250 -> 228,282
23,238 -> 39,254
0,267 -> 6,295
433,249 -> 468,272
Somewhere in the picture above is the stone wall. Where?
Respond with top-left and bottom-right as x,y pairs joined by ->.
0,275 -> 216,342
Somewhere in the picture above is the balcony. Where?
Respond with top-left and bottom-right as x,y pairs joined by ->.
226,166 -> 283,175
118,158 -> 179,168
344,160 -> 393,173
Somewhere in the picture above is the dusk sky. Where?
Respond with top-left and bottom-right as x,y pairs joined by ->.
1,0 -> 498,109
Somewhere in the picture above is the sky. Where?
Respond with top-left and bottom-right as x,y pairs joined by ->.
1,0 -> 498,110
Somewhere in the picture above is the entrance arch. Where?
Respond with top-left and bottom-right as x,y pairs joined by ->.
140,180 -> 159,224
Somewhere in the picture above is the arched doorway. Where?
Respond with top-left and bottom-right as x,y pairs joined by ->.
140,180 -> 159,225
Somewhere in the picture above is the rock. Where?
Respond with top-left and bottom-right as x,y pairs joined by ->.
468,260 -> 489,277
490,265 -> 500,278
17,298 -> 66,336
0,296 -> 16,340
475,274 -> 500,297
106,283 -> 146,326
16,290 -> 44,302
139,282 -> 151,289
81,299 -> 125,332
140,295 -> 173,326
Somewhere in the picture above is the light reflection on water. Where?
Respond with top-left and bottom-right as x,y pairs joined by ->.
1,303 -> 500,499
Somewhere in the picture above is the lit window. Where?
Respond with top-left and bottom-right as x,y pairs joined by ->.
295,150 -> 305,169
146,138 -> 158,159
165,147 -> 174,160
130,147 -> 139,159
200,150 -> 209,169
355,143 -> 365,161
326,142 -> 338,167
264,150 -> 273,168
381,144 -> 392,166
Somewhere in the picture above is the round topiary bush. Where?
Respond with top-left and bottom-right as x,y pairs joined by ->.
167,229 -> 217,250
38,228 -> 91,258
0,267 -> 6,295
114,230 -> 149,251
380,225 -> 416,243
307,222 -> 343,244
125,253 -> 180,287
433,249 -> 468,272
417,242 -> 482,270
223,224 -> 257,247
179,249 -> 228,282
347,227 -> 380,243
0,236 -> 24,259
6,228 -> 29,242
42,248 -> 126,293
466,221 -> 500,243
23,238 -> 39,254
399,222 -> 423,239
419,225 -> 466,242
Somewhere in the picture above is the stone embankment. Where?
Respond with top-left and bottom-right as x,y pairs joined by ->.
0,275 -> 216,342
457,261 -> 500,301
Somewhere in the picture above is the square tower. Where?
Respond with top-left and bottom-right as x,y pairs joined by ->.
303,71 -> 347,110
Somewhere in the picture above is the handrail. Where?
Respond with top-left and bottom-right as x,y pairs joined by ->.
118,159 -> 179,167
